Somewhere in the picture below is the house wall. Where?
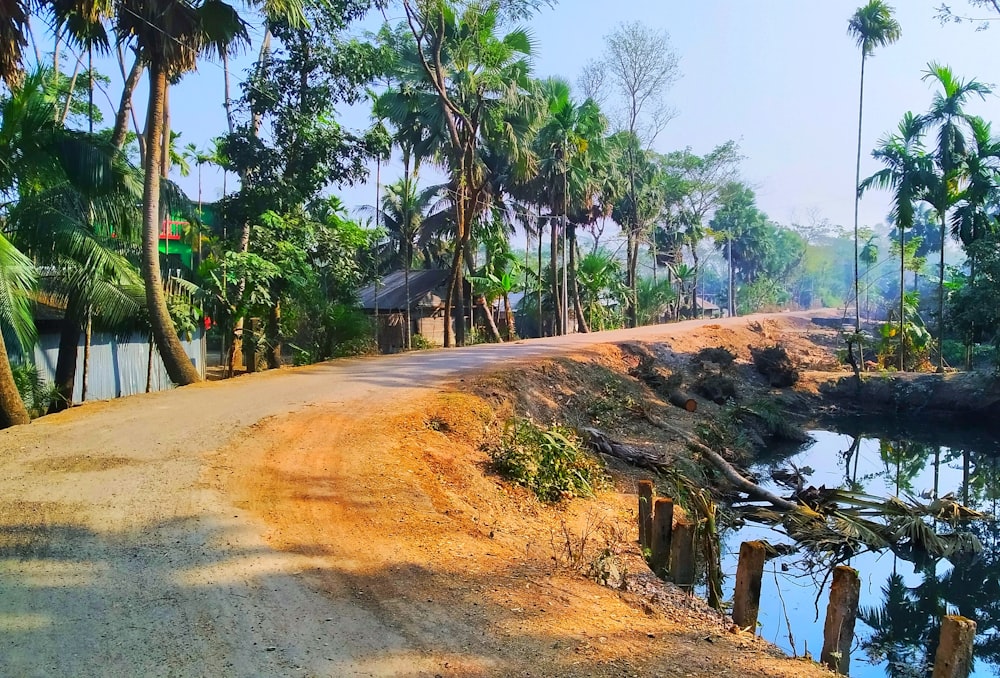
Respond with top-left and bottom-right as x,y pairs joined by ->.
28,328 -> 207,401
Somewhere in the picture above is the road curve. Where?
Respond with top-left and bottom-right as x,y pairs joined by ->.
0,312 -> 818,677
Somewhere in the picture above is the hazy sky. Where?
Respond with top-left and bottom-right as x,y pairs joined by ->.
86,0 -> 1000,235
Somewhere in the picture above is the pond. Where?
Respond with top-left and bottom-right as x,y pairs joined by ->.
719,418 -> 1000,677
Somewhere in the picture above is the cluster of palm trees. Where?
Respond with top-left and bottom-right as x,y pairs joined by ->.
859,62 -> 996,372
369,3 -> 742,346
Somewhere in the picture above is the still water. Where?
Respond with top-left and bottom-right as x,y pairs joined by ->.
720,420 -> 1000,677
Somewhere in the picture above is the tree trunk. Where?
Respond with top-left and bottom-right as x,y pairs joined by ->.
937,212 -> 946,373
550,215 -> 562,335
0,329 -> 29,428
111,53 -> 143,151
852,53 -> 866,333
404,254 -> 412,350
222,51 -> 235,135
141,63 -> 201,386
81,310 -> 92,401
537,219 -> 543,336
569,225 -> 589,333
478,295 -> 502,343
146,335 -> 154,393
230,29 -> 273,371
503,291 -> 515,339
266,299 -> 282,369
900,224 -> 906,371
692,249 -> 700,317
49,315 -> 82,413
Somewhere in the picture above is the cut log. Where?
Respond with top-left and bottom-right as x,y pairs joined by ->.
670,519 -> 696,589
821,566 -> 861,675
732,541 -> 767,632
668,391 -> 697,412
932,615 -> 976,678
649,498 -> 674,577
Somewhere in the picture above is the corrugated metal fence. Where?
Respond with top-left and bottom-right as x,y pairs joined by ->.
25,329 -> 206,402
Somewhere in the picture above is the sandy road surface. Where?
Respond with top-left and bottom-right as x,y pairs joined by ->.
0,313 -> 828,677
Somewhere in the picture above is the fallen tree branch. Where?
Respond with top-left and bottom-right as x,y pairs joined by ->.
642,413 -> 798,511
578,427 -> 670,472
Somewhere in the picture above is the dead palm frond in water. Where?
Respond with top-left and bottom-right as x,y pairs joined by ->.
738,488 -> 986,569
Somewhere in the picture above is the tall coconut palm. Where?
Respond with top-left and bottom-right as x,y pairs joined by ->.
848,0 -> 901,332
115,0 -> 251,385
919,62 -> 991,371
860,112 -> 933,371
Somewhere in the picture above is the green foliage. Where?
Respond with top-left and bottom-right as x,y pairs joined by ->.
949,236 -> 1000,369
877,291 -> 933,370
488,419 -> 607,502
11,360 -> 58,418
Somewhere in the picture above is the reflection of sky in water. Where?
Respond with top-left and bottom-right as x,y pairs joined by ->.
718,429 -> 1000,678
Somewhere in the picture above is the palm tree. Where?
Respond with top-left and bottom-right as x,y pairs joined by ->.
534,79 -> 605,335
114,0 -> 252,384
860,112 -> 933,371
919,62 -> 991,371
848,0 -> 901,332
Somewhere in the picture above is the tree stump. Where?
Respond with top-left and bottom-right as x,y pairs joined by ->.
821,566 -> 861,675
669,519 -> 696,589
638,480 -> 654,551
649,498 -> 673,577
732,541 -> 766,632
932,615 -> 977,678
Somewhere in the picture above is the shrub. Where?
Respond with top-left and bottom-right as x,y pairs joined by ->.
12,360 -> 58,418
488,419 -> 607,502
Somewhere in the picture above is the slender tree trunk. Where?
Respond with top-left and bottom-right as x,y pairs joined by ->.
900,225 -> 906,372
852,53 -> 866,332
49,315 -> 82,413
692,249 -> 700,317
146,335 -> 154,392
937,212 -> 946,373
728,233 -> 736,317
404,248 -> 412,350
569,224 -> 589,333
478,295 -> 502,342
537,219 -> 543,336
141,63 -> 201,386
0,329 -> 30,428
503,291 -> 515,339
550,214 -> 562,335
222,51 -> 235,135
59,53 -> 84,124
81,310 -> 92,401
111,53 -> 143,151
266,299 -> 282,369
230,28 -> 273,371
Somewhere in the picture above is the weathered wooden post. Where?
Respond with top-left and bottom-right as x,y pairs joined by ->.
732,540 -> 767,632
648,498 -> 674,577
637,480 -> 654,551
669,519 -> 696,589
932,615 -> 977,678
821,566 -> 861,675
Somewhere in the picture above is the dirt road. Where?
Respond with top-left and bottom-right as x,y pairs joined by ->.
0,313 -> 833,677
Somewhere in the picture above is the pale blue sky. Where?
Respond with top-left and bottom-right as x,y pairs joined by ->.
76,1 -> 1000,235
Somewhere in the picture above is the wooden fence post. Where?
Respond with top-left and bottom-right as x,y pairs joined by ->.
932,615 -> 977,678
638,480 -> 654,551
732,541 -> 766,632
821,566 -> 861,675
649,498 -> 674,577
669,519 -> 696,589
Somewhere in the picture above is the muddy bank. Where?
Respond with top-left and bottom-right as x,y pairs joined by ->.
821,370 -> 1000,423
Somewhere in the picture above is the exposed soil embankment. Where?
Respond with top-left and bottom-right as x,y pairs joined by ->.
219,316 -> 847,677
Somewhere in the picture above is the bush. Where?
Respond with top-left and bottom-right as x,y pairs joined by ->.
488,419 -> 606,502
409,333 -> 437,351
12,360 -> 58,418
